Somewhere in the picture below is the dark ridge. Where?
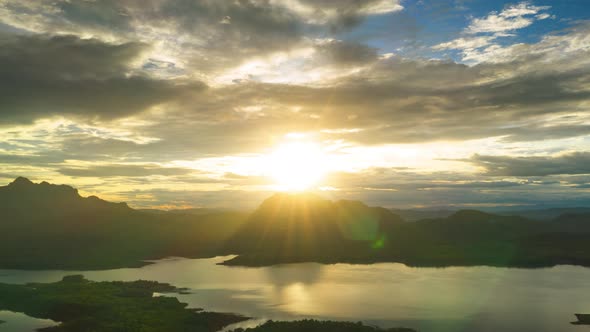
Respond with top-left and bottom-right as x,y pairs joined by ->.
0,177 -> 132,213
1,177 -> 590,270
449,209 -> 496,221
8,176 -> 34,186
0,177 -> 249,270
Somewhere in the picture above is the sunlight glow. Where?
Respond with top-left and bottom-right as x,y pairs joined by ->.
269,141 -> 327,191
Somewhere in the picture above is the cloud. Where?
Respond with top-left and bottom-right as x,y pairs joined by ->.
0,153 -> 65,166
467,2 -> 550,34
0,0 -> 402,80
183,30 -> 590,147
2,22 -> 588,160
313,39 -> 379,66
315,167 -> 587,209
433,36 -> 496,51
0,0 -> 588,209
51,26 -> 585,160
117,188 -> 272,209
470,152 -> 590,176
434,2 -> 552,63
58,164 -> 196,177
0,33 -> 204,124
273,0 -> 403,28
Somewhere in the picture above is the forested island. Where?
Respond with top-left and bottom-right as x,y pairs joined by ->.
0,276 -> 415,332
0,275 -> 247,331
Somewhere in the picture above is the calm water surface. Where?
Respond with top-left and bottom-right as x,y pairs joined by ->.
0,310 -> 58,331
1,256 -> 589,332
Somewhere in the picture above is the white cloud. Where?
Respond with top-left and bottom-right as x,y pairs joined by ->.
271,0 -> 403,24
463,23 -> 590,64
467,2 -> 550,34
467,14 -> 534,34
499,2 -> 550,18
433,2 -> 552,64
433,36 -> 496,50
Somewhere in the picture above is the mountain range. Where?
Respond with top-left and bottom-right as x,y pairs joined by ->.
1,177 -> 589,269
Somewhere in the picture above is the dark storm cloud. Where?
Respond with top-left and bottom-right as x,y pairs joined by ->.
0,33 -> 204,124
470,152 -> 590,176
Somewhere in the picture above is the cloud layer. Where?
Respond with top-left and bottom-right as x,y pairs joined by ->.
0,33 -> 204,123
0,0 -> 589,209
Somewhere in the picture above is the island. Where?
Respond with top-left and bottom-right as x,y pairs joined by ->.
0,275 -> 416,332
572,314 -> 590,325
0,275 -> 248,332
231,320 -> 416,332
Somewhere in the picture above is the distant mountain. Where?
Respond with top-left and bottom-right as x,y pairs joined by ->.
393,206 -> 590,222
0,177 -> 132,221
225,193 -> 403,262
496,207 -> 590,221
399,209 -> 541,246
550,213 -> 590,232
2,177 -> 590,269
391,208 -> 456,221
224,200 -> 590,267
393,207 -> 529,222
0,177 -> 247,269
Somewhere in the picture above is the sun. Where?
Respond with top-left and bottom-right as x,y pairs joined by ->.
268,141 -> 326,191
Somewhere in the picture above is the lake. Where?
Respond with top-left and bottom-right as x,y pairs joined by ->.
1,256 -> 589,332
0,310 -> 58,331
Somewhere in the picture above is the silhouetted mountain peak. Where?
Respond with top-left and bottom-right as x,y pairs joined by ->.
254,192 -> 332,216
0,178 -> 132,218
336,199 -> 369,209
254,193 -> 403,224
260,192 -> 328,205
227,193 -> 405,256
9,176 -> 34,187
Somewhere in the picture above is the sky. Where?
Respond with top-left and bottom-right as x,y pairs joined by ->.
0,0 -> 590,210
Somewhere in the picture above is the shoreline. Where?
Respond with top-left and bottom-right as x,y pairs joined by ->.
0,276 -> 416,332
0,276 -> 250,332
3,253 -> 590,271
